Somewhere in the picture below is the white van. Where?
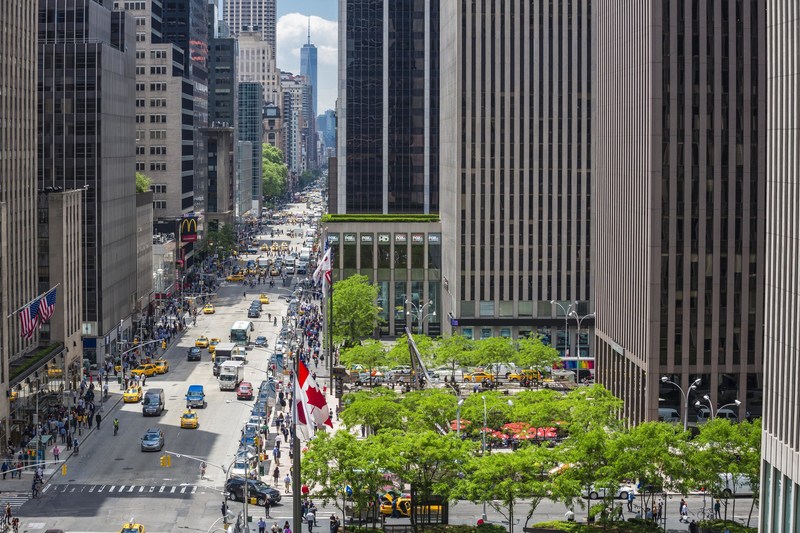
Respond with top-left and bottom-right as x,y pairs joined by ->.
718,473 -> 753,497
658,408 -> 681,423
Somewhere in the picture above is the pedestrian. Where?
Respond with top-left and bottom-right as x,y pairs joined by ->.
95,412 -> 101,429
258,518 -> 267,533
679,499 -> 689,522
627,490 -> 635,512
272,445 -> 281,466
1,461 -> 7,480
329,515 -> 339,533
306,508 -> 315,533
53,445 -> 60,461
4,503 -> 11,523
273,466 -> 280,486
714,498 -> 721,519
284,473 -> 291,493
283,521 -> 292,533
200,461 -> 207,480
265,497 -> 271,518
221,500 -> 228,521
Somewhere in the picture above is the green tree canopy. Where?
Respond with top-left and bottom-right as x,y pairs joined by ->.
433,335 -> 477,378
386,334 -> 435,367
135,171 -> 152,193
339,388 -> 407,434
514,335 -> 561,373
473,337 -> 516,376
204,223 -> 237,256
340,339 -> 389,374
332,275 -> 381,345
400,388 -> 461,433
262,143 -> 288,198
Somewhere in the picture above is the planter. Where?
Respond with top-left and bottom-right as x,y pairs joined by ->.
522,528 -> 563,533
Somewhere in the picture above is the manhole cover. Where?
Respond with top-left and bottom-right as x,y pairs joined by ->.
115,458 -> 125,461
123,467 -> 134,470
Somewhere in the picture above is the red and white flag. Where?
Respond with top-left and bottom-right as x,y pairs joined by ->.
295,360 -> 332,437
312,247 -> 332,296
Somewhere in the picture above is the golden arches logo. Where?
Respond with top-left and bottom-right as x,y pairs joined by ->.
180,217 -> 198,242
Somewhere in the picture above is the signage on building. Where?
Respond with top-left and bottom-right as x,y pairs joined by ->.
361,234 -> 373,243
428,233 -> 441,244
378,233 -> 390,243
180,215 -> 198,242
395,233 -> 407,243
411,233 -> 425,245
328,234 -> 340,244
344,233 -> 357,244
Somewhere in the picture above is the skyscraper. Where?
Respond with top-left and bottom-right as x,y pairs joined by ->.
0,0 -> 39,442
438,1 -> 593,368
38,0 -> 139,366
336,0 -> 439,215
592,1 -> 765,423
238,82 -> 264,213
223,0 -> 276,51
300,18 -> 318,117
761,0 -> 800,528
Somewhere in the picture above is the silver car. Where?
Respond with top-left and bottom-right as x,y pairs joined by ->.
141,428 -> 165,452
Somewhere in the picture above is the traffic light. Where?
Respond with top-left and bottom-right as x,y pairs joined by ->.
61,463 -> 67,476
160,455 -> 171,467
161,340 -> 167,350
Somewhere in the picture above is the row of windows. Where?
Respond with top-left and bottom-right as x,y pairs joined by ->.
137,66 -> 167,76
134,130 -> 167,140
151,184 -> 167,194
153,200 -> 166,209
135,114 -> 167,123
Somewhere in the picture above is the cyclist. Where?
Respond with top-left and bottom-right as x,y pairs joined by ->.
113,418 -> 119,436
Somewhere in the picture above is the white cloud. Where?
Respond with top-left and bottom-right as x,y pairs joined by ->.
276,13 -> 338,113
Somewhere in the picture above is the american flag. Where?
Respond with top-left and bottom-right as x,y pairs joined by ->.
39,289 -> 57,322
19,298 -> 41,340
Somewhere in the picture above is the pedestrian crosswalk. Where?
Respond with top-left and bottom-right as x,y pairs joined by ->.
0,492 -> 32,512
42,483 -> 203,496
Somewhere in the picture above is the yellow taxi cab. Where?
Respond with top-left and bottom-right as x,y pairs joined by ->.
47,366 -> 63,377
123,386 -> 143,403
203,303 -> 215,314
508,369 -> 541,382
271,243 -> 279,252
195,336 -> 210,348
130,364 -> 158,377
270,267 -> 280,276
208,338 -> 221,354
379,491 -> 438,518
180,409 -> 199,429
259,294 -> 270,304
120,522 -> 145,533
260,244 -> 269,251
248,267 -> 258,276
281,242 -> 289,251
463,371 -> 495,383
227,273 -> 244,282
153,359 -> 169,374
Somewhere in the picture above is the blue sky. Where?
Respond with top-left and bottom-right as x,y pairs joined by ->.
276,2 -> 338,112
277,1 -> 338,21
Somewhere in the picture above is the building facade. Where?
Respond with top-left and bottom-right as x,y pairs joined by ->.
204,126 -> 236,227
337,0 -> 439,216
222,0 -> 276,51
208,35 -> 238,127
438,1 -> 593,379
281,72 -> 309,175
38,0 -> 139,367
0,0 -> 39,440
592,0 -> 765,423
761,0 -> 800,529
300,27 -> 318,117
238,82 -> 263,212
262,103 -> 284,153
237,31 -> 282,106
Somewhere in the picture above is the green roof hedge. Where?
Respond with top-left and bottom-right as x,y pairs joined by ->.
321,214 -> 440,223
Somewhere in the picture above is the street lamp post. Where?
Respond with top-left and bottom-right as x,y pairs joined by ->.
568,308 -> 595,358
661,376 -> 701,431
456,399 -> 464,437
695,396 -> 741,420
549,300 -> 575,357
480,396 -> 513,522
405,300 -> 436,335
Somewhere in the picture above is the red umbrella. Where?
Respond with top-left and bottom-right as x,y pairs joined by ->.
450,419 -> 471,430
503,422 -> 531,432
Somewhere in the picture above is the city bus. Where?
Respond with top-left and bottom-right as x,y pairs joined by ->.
230,321 -> 253,347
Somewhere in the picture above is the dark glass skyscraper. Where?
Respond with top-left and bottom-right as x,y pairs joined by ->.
337,0 -> 439,215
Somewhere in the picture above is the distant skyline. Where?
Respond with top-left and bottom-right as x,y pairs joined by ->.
277,13 -> 336,112
276,2 -> 337,112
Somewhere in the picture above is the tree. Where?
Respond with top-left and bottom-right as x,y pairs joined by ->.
339,388 -> 407,434
514,335 -> 561,374
301,431 -> 393,526
204,223 -> 237,257
510,389 -> 564,430
135,171 -> 152,193
473,337 -> 516,378
331,275 -> 381,345
458,391 -> 515,434
262,143 -> 288,198
386,334 -> 435,368
375,430 -> 475,529
434,335 -> 477,380
299,169 -> 321,189
340,340 -> 389,386
456,445 -> 556,533
401,388 -> 460,433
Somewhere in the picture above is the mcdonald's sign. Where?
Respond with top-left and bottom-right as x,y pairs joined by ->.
180,216 -> 198,242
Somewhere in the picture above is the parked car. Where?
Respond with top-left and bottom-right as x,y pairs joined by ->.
582,483 -> 637,500
225,477 -> 282,505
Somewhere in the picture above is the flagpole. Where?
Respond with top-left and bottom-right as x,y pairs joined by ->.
6,284 -> 60,319
292,325 -> 302,533
328,284 -> 333,394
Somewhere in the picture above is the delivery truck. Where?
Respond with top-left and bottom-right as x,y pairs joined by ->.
218,360 -> 244,390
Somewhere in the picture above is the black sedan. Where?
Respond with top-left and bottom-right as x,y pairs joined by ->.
225,477 -> 282,505
188,347 -> 201,361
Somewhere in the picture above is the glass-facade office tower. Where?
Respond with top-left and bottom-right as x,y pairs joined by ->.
761,0 -> 800,529
300,35 -> 318,117
438,2 -> 593,370
592,1 -> 765,423
38,0 -> 139,365
238,82 -> 264,213
337,0 -> 439,215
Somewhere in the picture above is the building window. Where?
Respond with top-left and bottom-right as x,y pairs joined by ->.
150,82 -> 167,91
150,114 -> 167,123
150,146 -> 167,156
135,114 -> 145,123
149,162 -> 167,171
135,99 -> 145,107
135,82 -> 145,92
151,184 -> 167,194
136,32 -> 146,43
480,328 -> 493,339
150,66 -> 166,75
153,200 -> 167,209
136,66 -> 145,75
150,98 -> 167,107
479,301 -> 495,317
149,130 -> 166,140
135,146 -> 145,155
135,51 -> 146,60
135,162 -> 145,171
